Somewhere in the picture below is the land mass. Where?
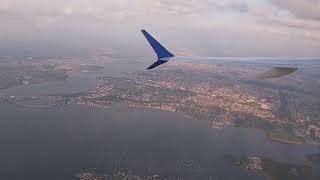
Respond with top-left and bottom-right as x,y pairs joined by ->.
49,62 -> 320,144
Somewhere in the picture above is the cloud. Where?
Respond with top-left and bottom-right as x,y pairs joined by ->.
270,0 -> 320,21
0,0 -> 319,57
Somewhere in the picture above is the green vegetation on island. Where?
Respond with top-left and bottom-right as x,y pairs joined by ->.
234,115 -> 305,144
225,155 -> 318,180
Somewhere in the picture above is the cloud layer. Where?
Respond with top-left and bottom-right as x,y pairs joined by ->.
271,0 -> 320,20
0,0 -> 320,57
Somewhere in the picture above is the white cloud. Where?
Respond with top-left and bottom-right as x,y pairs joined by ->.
63,8 -> 73,15
270,0 -> 320,20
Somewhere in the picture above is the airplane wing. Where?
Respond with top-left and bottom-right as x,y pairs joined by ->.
141,30 -> 317,78
141,30 -> 174,69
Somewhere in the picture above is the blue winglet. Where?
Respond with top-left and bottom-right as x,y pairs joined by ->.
141,30 -> 174,60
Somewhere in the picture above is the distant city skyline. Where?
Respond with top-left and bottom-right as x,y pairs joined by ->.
0,0 -> 320,58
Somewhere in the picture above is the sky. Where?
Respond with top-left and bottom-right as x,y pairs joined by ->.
0,0 -> 320,58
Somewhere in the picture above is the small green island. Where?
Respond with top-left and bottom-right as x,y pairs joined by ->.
234,117 -> 306,144
224,155 -> 319,180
